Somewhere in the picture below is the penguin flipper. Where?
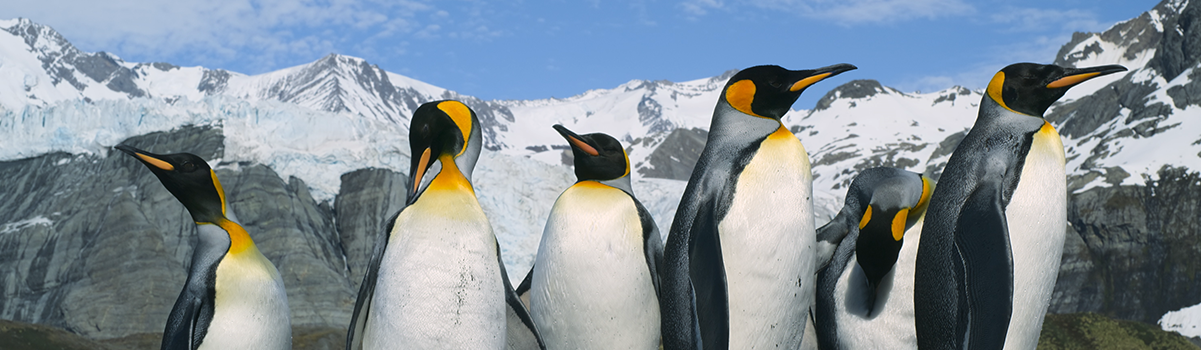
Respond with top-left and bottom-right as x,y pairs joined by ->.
498,242 -> 546,350
161,292 -> 205,350
346,210 -> 402,350
634,197 -> 664,297
953,179 -> 1013,349
689,201 -> 729,350
515,263 -> 533,306
815,211 -> 853,271
814,223 -> 859,350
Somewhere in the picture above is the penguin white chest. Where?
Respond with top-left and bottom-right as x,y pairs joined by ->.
366,187 -> 506,349
1002,122 -> 1067,349
718,129 -> 815,349
199,248 -> 291,350
530,182 -> 660,349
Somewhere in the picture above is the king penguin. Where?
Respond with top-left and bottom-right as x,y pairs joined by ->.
660,63 -> 856,350
913,63 -> 1127,349
116,145 -> 291,350
812,167 -> 933,349
345,100 -> 543,350
515,125 -> 663,349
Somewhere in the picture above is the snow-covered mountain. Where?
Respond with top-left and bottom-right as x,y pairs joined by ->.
2,0 -> 1200,341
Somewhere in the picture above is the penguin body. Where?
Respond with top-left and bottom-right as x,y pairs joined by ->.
812,167 -> 932,350
661,64 -> 855,350
346,100 -> 542,349
523,126 -> 662,349
116,145 -> 291,350
913,63 -> 1126,349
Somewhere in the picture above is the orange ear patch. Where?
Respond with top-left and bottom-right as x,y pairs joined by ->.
986,71 -> 1017,113
859,206 -> 873,230
892,208 -> 910,241
725,79 -> 761,117
437,101 -> 473,154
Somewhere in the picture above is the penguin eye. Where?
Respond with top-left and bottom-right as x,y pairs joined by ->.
179,162 -> 197,172
768,79 -> 783,88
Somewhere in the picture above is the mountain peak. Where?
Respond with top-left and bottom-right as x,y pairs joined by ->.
813,79 -> 888,111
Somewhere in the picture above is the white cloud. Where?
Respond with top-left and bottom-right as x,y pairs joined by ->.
0,0 -> 451,73
679,0 -> 974,24
990,7 -> 1108,33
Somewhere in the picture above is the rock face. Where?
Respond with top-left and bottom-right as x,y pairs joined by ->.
1050,166 -> 1201,324
0,125 -> 365,339
638,128 -> 708,181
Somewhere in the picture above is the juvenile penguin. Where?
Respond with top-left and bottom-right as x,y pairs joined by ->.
515,125 -> 663,349
116,145 -> 291,350
913,63 -> 1127,349
812,167 -> 933,349
661,63 -> 856,350
345,100 -> 543,349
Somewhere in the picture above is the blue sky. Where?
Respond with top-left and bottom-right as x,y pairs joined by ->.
3,0 -> 1155,108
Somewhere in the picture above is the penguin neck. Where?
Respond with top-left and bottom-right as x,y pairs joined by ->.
427,154 -> 476,196
596,175 -> 634,194
710,101 -> 785,141
979,95 -> 1046,129
204,216 -> 257,256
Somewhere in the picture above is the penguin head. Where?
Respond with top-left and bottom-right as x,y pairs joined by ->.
853,170 -> 934,292
553,125 -> 630,182
721,63 -> 857,119
407,100 -> 481,202
986,63 -> 1127,117
116,145 -> 226,224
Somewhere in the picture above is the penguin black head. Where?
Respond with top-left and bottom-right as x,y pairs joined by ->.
852,170 -> 934,297
987,63 -> 1127,117
407,100 -> 479,202
553,125 -> 629,182
116,145 -> 226,224
722,63 -> 857,119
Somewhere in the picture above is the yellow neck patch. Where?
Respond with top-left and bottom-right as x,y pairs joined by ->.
910,176 -> 932,221
891,208 -> 909,241
428,154 -> 475,195
213,218 -> 255,255
790,72 -> 831,92
726,79 -> 762,118
438,101 -> 473,156
986,71 -> 1018,114
211,170 -> 227,217
859,206 -> 873,230
1038,121 -> 1058,136
621,147 -> 631,178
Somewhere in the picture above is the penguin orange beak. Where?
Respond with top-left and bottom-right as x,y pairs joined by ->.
553,124 -> 599,156
115,145 -> 175,171
790,63 -> 858,92
1046,65 -> 1127,88
408,147 -> 432,200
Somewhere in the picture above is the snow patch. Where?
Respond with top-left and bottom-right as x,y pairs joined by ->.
1,216 -> 53,234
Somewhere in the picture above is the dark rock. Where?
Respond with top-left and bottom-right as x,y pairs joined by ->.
1149,0 -> 1201,82
197,69 -> 232,95
1049,166 -> 1201,324
638,128 -> 707,181
333,168 -> 408,291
